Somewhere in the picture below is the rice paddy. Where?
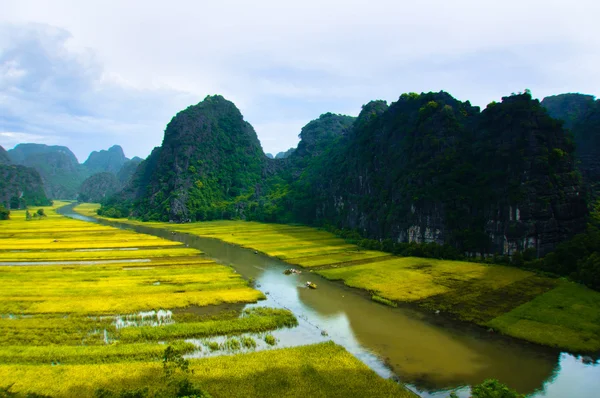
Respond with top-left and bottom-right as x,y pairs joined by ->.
1,203 -> 414,397
0,342 -> 413,398
83,212 -> 600,354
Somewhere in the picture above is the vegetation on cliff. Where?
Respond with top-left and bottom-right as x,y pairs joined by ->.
100,91 -> 589,262
78,172 -> 121,203
0,164 -> 52,209
542,93 -> 600,199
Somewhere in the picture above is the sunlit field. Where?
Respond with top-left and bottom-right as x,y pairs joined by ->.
0,203 -> 414,397
0,342 -> 412,398
82,209 -> 600,353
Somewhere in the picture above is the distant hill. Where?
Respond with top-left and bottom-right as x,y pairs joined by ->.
0,146 -> 11,165
8,144 -> 88,199
78,172 -> 121,203
84,145 -> 128,174
275,148 -> 295,159
116,157 -> 142,186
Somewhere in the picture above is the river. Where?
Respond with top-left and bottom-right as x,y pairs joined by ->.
60,206 -> 600,397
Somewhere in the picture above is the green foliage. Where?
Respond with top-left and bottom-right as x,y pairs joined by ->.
471,379 -> 524,398
0,205 -> 9,220
264,334 -> 277,346
240,336 -> 257,349
100,91 -> 587,265
0,165 -> 52,208
535,224 -> 600,290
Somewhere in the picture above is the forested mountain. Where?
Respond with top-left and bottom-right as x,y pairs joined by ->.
116,157 -> 143,185
101,92 -> 589,256
84,145 -> 128,174
0,146 -> 11,165
304,92 -> 586,256
78,172 -> 121,203
8,144 -> 88,199
4,143 -> 142,200
103,96 -> 267,221
542,94 -> 600,198
275,149 -> 295,159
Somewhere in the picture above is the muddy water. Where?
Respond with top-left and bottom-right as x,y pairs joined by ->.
61,207 -> 600,397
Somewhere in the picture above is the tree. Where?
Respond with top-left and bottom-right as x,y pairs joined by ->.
471,379 -> 524,398
0,205 -> 9,220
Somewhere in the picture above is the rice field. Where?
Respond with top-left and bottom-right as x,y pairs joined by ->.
83,211 -> 600,353
0,203 -> 415,397
0,342 -> 413,398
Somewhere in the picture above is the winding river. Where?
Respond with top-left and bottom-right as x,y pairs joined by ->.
61,205 -> 600,397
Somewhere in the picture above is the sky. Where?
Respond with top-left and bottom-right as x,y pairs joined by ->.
1,0 -> 599,162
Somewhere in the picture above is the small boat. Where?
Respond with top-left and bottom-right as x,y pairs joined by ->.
305,281 -> 317,289
284,268 -> 302,275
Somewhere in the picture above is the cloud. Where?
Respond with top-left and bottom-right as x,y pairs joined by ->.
1,0 -> 599,160
0,23 -> 198,161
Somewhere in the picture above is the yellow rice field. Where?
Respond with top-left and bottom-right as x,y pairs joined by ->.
81,209 -> 600,353
0,203 -> 414,397
0,342 -> 413,398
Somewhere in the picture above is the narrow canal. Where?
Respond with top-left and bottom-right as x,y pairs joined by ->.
60,205 -> 600,398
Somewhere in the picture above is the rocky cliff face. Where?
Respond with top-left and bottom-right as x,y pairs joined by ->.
309,92 -> 587,256
126,95 -> 266,221
78,172 -> 121,203
84,145 -> 128,174
542,94 -> 600,199
8,144 -> 88,199
103,92 -> 587,256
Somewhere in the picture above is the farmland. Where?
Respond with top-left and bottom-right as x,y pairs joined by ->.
0,203 -> 412,397
82,210 -> 600,354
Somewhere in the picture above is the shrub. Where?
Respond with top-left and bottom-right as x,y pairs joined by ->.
264,334 -> 277,346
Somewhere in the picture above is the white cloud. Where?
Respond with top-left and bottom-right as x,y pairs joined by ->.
1,0 -> 599,159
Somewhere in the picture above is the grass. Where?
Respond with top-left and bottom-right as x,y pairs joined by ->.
0,342 -> 414,398
487,282 -> 600,352
0,341 -> 196,364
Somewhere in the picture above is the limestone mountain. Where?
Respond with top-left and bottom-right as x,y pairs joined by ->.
275,149 -> 295,159
0,145 -> 11,165
102,92 -> 587,257
78,172 -> 121,203
542,93 -> 600,198
106,95 -> 267,221
8,144 -> 88,199
116,157 -> 143,186
84,145 -> 128,174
